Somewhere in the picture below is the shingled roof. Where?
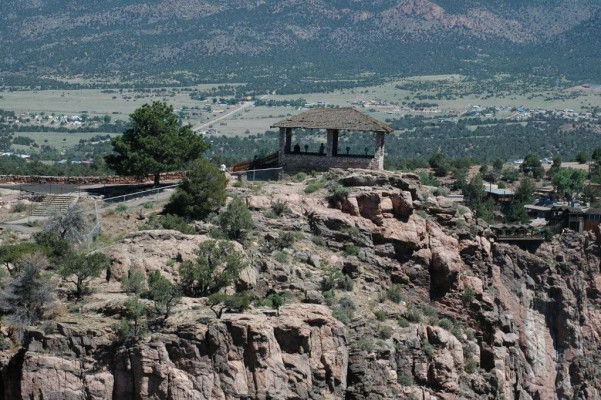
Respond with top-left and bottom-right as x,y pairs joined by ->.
271,108 -> 394,133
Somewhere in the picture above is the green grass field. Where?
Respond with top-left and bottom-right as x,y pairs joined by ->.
0,84 -> 228,122
0,76 -> 599,140
11,132 -> 119,153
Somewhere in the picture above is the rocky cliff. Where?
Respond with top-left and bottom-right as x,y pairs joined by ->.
1,168 -> 600,399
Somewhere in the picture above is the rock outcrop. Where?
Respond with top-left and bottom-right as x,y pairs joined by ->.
1,169 -> 600,400
3,305 -> 346,400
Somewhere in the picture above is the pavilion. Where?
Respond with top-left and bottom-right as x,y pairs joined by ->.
270,108 -> 393,173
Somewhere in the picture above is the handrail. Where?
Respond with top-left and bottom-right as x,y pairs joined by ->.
99,184 -> 178,203
230,167 -> 283,182
232,151 -> 279,172
86,184 -> 179,246
230,167 -> 283,175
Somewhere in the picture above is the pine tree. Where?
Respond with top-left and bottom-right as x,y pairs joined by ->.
106,101 -> 209,186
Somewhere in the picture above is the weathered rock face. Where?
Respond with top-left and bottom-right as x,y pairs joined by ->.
105,230 -> 208,282
104,230 -> 256,289
2,305 -> 347,400
2,169 -> 601,400
482,232 -> 601,400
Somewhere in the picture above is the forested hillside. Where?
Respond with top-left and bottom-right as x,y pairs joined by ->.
0,0 -> 599,87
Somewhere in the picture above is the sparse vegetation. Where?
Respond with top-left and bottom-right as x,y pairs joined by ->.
465,357 -> 478,374
333,295 -> 356,325
140,214 -> 195,235
386,285 -> 403,304
146,270 -> 181,323
121,270 -> 147,295
304,180 -> 325,194
41,204 -> 90,245
397,374 -> 414,386
0,253 -> 55,327
405,306 -> 422,323
462,286 -> 476,304
438,318 -> 454,331
292,172 -> 307,182
216,197 -> 254,241
179,240 -> 246,297
270,200 -> 289,216
312,236 -> 325,246
208,291 -> 253,319
275,251 -> 288,263
422,341 -> 436,358
58,252 -> 109,298
117,295 -> 148,340
328,185 -> 350,203
378,324 -> 393,339
343,245 -> 360,257
356,339 -> 375,353
10,202 -> 27,213
321,267 -> 353,292
374,310 -> 387,321
397,317 -> 410,328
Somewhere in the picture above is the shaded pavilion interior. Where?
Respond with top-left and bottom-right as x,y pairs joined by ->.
271,108 -> 393,173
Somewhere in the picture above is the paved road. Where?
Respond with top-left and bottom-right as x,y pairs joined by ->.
193,101 -> 254,132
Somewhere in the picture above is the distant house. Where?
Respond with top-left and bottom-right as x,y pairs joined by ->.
71,158 -> 94,165
527,203 -> 601,233
485,188 -> 514,204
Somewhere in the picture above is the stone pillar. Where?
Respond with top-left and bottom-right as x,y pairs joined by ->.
326,129 -> 335,158
332,129 -> 339,156
285,128 -> 292,154
374,132 -> 385,170
279,127 -> 292,168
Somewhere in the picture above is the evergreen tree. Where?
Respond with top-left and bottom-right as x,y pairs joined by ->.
179,240 -> 247,297
58,252 -> 109,298
591,147 -> 601,183
218,197 -> 254,241
166,158 -> 227,219
0,254 -> 55,326
106,102 -> 209,186
207,291 -> 253,319
146,270 -> 181,322
552,168 -> 586,201
463,174 -> 494,222
117,295 -> 148,341
505,179 -> 535,223
521,153 -> 544,180
547,156 -> 562,178
575,151 -> 589,164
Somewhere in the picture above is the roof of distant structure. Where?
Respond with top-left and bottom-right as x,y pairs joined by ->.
485,188 -> 514,196
271,108 -> 394,133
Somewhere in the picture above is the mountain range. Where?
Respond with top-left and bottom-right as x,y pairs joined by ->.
0,0 -> 599,85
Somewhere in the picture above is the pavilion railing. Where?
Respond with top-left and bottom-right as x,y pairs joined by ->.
230,167 -> 283,182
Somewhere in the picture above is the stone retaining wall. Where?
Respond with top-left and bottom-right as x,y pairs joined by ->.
0,171 -> 186,185
279,153 -> 377,174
